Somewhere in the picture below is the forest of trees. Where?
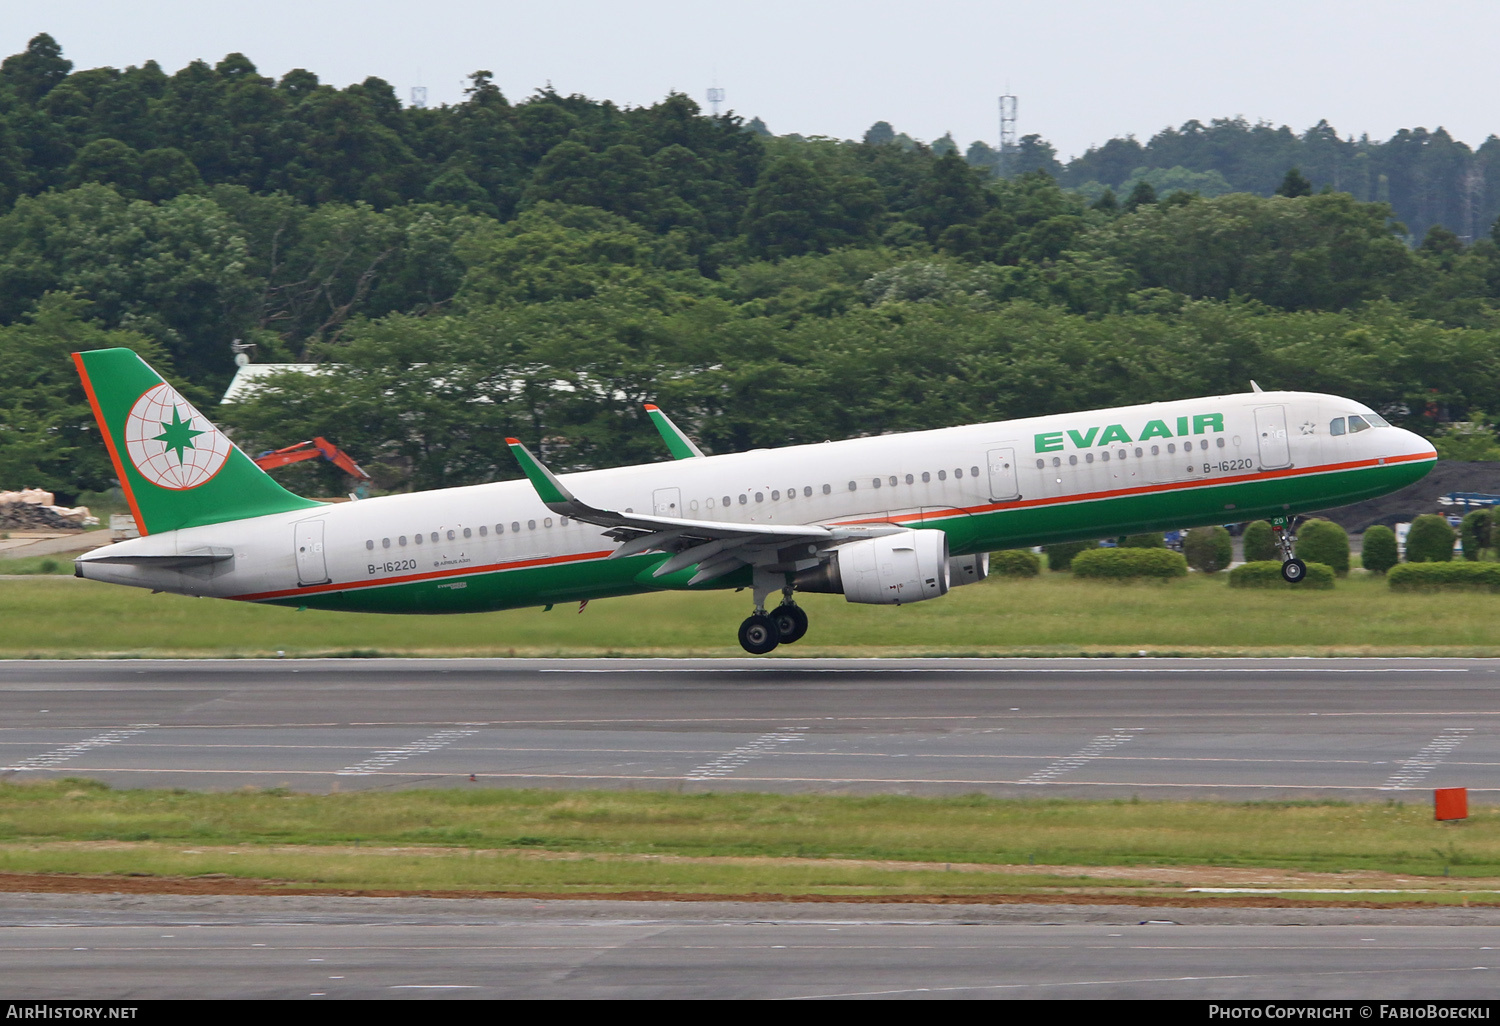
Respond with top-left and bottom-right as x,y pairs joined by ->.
5,33 -> 1500,502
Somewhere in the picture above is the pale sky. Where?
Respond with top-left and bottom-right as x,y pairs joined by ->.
7,1 -> 1500,161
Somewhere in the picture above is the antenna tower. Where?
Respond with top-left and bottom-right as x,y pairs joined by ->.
707,86 -> 725,117
998,94 -> 1018,176
410,86 -> 428,109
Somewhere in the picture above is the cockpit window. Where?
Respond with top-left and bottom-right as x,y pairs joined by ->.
1366,413 -> 1390,428
1330,417 -> 1346,436
1348,414 -> 1371,433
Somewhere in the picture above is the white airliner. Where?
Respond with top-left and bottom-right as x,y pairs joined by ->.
72,349 -> 1436,653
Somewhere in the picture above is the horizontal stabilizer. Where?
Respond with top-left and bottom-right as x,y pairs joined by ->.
81,547 -> 235,568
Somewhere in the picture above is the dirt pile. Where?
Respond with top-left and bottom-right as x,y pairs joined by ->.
1321,460 -> 1500,533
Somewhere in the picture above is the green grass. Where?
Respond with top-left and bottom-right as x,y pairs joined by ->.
0,556 -> 75,575
6,569 -> 1500,657
0,781 -> 1495,897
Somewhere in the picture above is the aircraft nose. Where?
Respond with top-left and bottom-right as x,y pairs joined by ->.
1398,427 -> 1438,460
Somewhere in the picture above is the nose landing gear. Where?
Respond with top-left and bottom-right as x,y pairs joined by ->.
1272,515 -> 1307,583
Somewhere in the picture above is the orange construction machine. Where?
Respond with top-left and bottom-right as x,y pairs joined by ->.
252,437 -> 372,497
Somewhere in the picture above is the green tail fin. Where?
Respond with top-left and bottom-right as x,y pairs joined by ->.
73,348 -> 322,535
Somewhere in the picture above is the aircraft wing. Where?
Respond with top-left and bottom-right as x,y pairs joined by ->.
505,438 -> 896,585
644,404 -> 705,459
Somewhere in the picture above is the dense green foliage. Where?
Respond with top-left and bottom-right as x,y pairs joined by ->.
1070,547 -> 1188,580
989,549 -> 1040,578
1460,509 -> 1494,561
1042,540 -> 1095,572
1361,525 -> 1400,574
1242,520 -> 1278,563
8,35 -> 1500,501
1183,526 -> 1234,574
1228,560 -> 1336,590
1294,518 -> 1350,576
1406,514 -> 1458,563
1121,532 -> 1165,548
1388,561 -> 1500,592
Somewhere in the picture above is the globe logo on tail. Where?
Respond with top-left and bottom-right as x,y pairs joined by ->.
123,384 -> 232,489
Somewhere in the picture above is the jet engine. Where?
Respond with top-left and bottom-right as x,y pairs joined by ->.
794,529 -> 950,604
948,551 -> 989,587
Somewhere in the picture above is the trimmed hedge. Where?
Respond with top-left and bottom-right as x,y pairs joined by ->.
1183,525 -> 1233,573
990,549 -> 1040,578
1406,514 -> 1457,563
1228,560 -> 1336,590
1121,532 -> 1166,548
1294,518 -> 1350,576
1043,540 -> 1095,572
1389,562 -> 1500,592
1361,525 -> 1399,574
1071,547 -> 1188,580
1242,520 -> 1278,563
1460,508 -> 1494,561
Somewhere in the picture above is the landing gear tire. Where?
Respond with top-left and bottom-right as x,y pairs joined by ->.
738,613 -> 780,655
770,603 -> 808,644
1281,558 -> 1307,584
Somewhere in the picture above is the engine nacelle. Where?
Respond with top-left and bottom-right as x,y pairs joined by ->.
948,552 -> 989,587
794,529 -> 950,605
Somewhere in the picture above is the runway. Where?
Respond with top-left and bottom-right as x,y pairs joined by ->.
5,894 -> 1500,999
2,658 -> 1499,799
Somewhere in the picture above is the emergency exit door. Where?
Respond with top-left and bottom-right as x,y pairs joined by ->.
987,448 -> 1020,501
653,487 -> 682,517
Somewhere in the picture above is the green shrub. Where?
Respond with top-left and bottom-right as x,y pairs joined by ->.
1389,562 -> 1500,592
1121,532 -> 1165,548
1228,560 -> 1336,590
990,549 -> 1040,578
1405,514 -> 1457,563
1293,518 -> 1349,576
1460,508 -> 1494,561
1242,520 -> 1277,563
1071,548 -> 1188,580
1042,540 -> 1095,572
1361,526 -> 1399,574
1182,526 -> 1233,573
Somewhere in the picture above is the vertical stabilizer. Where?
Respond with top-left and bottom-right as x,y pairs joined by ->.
72,348 -> 322,535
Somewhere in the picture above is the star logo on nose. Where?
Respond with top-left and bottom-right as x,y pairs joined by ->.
1299,421 -> 1317,435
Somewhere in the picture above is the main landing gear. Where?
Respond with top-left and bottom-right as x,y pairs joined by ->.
1272,515 -> 1307,584
738,573 -> 810,654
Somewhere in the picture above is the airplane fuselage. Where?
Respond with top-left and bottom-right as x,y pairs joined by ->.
77,389 -> 1437,614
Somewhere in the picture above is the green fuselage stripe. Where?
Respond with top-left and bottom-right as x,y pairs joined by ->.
256,457 -> 1430,615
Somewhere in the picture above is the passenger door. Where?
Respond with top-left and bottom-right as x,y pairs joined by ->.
1255,406 -> 1291,469
294,519 -> 330,586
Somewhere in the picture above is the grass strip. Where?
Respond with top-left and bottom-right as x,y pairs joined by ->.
8,570 -> 1500,657
2,780 -> 1498,901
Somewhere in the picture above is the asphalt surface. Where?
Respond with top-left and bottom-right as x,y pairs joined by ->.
2,658 -> 1499,798
8,658 -> 1500,999
5,895 -> 1500,999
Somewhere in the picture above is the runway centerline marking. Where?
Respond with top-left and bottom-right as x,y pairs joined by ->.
686,728 -> 808,781
1383,728 -> 1474,790
0,724 -> 156,772
336,728 -> 480,776
1019,729 -> 1142,785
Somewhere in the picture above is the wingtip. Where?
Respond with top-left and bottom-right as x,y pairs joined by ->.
505,437 -> 521,446
643,404 -> 659,412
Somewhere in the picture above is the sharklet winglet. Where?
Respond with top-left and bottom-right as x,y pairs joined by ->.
644,403 -> 706,460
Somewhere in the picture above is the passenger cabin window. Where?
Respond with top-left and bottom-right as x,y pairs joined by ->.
921,472 -> 931,483
890,476 -> 899,487
479,526 -> 487,537
771,490 -> 780,500
971,466 -> 980,477
1052,457 -> 1061,467
847,481 -> 857,491
398,536 -> 407,546
447,530 -> 456,540
1036,459 -> 1045,469
512,522 -> 520,532
1330,418 -> 1346,435
414,533 -> 423,544
804,486 -> 813,497
755,492 -> 764,502
723,496 -> 732,507
822,484 -> 831,495
495,524 -> 504,534
528,520 -> 536,530
938,470 -> 947,480
430,532 -> 438,543
872,478 -> 881,489
382,538 -> 391,548
366,540 -> 374,550
1348,415 -> 1371,433
1068,456 -> 1077,466
739,494 -> 748,505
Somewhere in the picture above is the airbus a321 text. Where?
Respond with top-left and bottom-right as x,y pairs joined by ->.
72,349 -> 1437,653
